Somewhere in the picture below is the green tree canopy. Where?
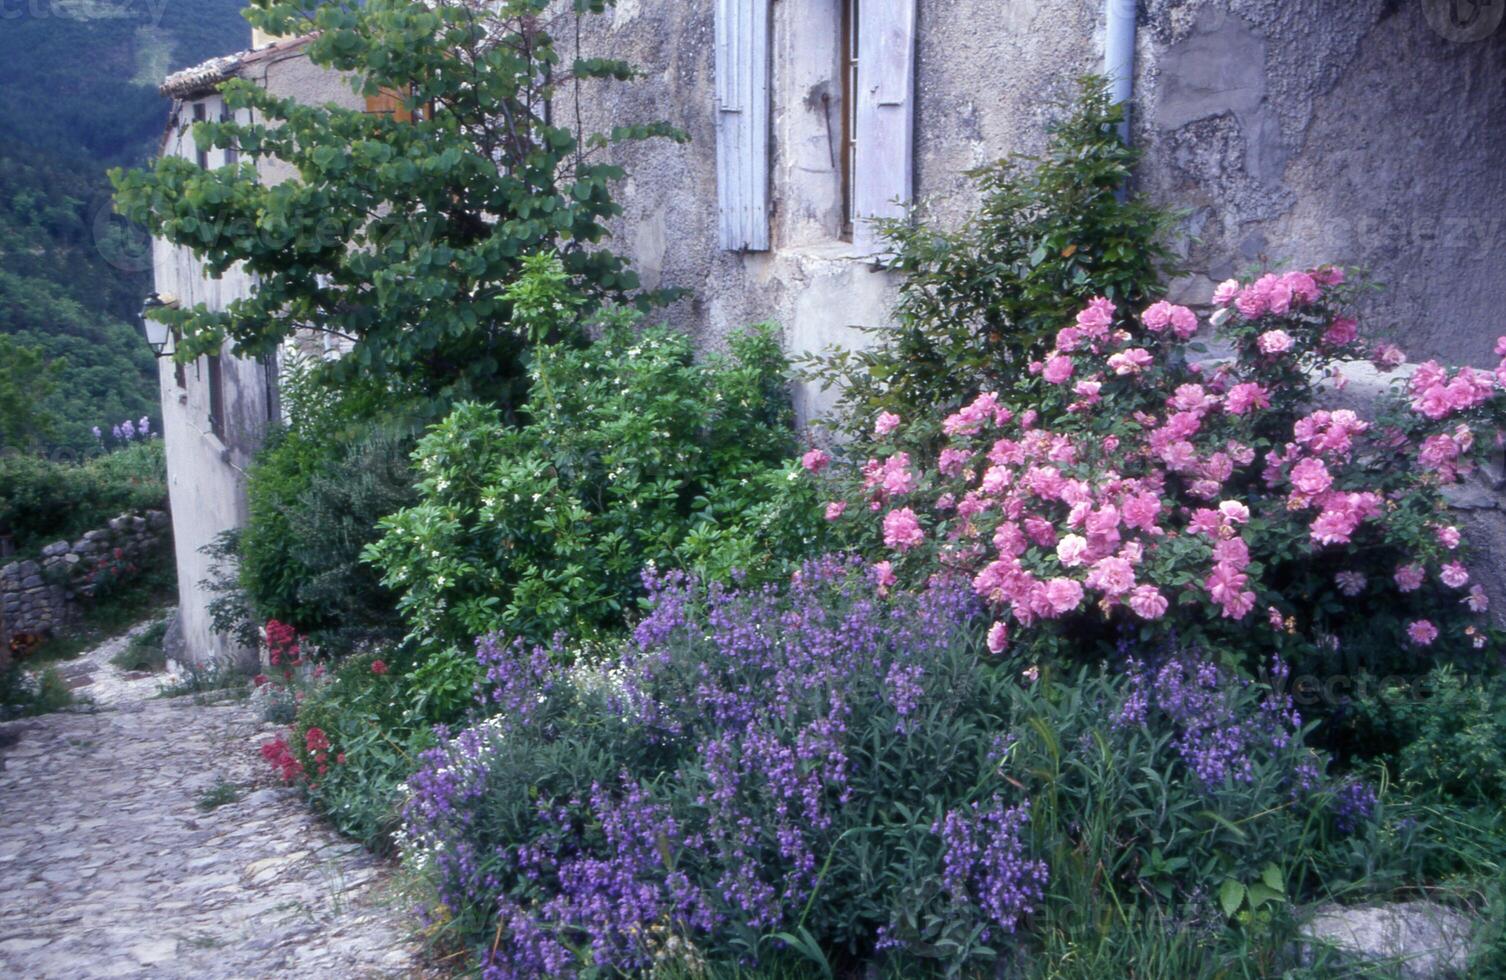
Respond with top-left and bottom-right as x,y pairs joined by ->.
113,0 -> 682,412
0,335 -> 62,453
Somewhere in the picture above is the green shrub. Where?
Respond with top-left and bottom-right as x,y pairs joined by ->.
110,618 -> 168,672
1351,667 -> 1506,872
278,650 -> 448,851
0,664 -> 73,719
364,314 -> 823,651
804,77 -> 1176,439
0,441 -> 165,558
238,355 -> 419,648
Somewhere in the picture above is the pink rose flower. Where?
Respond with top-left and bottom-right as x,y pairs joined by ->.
1436,525 -> 1461,549
938,447 -> 974,476
1289,457 -> 1333,496
1043,577 -> 1085,616
874,411 -> 902,437
1206,563 -> 1256,619
1121,492 -> 1161,531
1370,343 -> 1406,371
1406,619 -> 1438,647
1140,300 -> 1175,333
1394,564 -> 1426,592
1217,500 -> 1250,525
871,560 -> 897,591
1055,534 -> 1088,568
1075,297 -> 1116,338
1465,585 -> 1489,612
1127,584 -> 1168,620
1440,562 -> 1470,589
1322,316 -> 1358,347
986,621 -> 1009,654
1107,348 -> 1153,376
1212,279 -> 1241,306
1257,329 -> 1294,355
1042,353 -> 1074,385
1168,305 -> 1199,339
1086,555 -> 1136,597
882,507 -> 925,551
1223,382 -> 1270,416
1335,571 -> 1366,597
800,448 -> 830,473
824,501 -> 846,521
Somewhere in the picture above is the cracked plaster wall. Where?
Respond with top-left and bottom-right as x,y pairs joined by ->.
557,0 -> 1504,390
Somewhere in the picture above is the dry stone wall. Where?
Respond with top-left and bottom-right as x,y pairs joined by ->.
0,510 -> 171,661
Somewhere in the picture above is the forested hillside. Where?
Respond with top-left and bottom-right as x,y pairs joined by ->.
0,0 -> 248,454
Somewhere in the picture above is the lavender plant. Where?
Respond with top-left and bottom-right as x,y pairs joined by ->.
399,559 -> 1380,977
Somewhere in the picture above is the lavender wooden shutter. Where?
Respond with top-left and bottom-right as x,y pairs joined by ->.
853,0 -> 917,253
715,0 -> 771,251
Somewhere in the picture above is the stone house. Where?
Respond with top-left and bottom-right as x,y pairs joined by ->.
150,2 -> 1506,661
152,33 -> 363,665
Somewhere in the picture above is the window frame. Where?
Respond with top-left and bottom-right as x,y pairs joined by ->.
840,0 -> 859,242
191,102 -> 209,169
206,353 -> 226,441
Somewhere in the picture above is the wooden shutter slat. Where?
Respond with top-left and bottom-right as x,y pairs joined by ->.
714,0 -> 770,251
853,0 -> 917,252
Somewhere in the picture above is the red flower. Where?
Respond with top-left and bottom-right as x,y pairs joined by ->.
259,736 -> 305,783
304,726 -> 331,753
253,674 -> 269,687
370,659 -> 389,675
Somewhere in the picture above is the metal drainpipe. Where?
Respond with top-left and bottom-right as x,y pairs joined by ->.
1104,0 -> 1136,147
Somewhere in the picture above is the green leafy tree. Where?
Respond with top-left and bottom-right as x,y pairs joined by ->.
805,78 -> 1178,437
112,0 -> 683,410
0,335 -> 61,452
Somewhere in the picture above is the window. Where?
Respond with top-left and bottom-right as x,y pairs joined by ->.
191,103 -> 209,169
221,105 -> 238,166
173,330 -> 186,389
207,353 -> 225,441
364,86 -> 433,123
841,0 -> 859,241
713,0 -> 913,252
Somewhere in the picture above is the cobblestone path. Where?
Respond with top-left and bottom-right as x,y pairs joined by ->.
0,621 -> 425,978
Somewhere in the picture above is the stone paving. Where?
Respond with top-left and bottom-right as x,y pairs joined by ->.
0,619 -> 428,978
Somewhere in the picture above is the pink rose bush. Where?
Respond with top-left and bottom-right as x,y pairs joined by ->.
810,266 -> 1504,665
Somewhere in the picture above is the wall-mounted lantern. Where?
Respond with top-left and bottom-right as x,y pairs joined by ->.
140,292 -> 178,358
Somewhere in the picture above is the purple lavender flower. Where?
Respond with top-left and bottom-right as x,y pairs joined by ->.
933,797 -> 1048,933
1332,780 -> 1378,834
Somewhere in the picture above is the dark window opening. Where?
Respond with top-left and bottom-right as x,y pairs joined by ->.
192,103 -> 209,169
840,0 -> 859,241
207,353 -> 225,441
221,105 -> 238,166
261,353 -> 279,423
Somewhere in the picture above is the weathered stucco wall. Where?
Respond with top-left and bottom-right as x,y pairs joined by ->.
1136,0 -> 1506,368
559,0 -> 1506,418
153,45 -> 362,665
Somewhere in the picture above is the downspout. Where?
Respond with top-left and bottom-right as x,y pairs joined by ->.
1104,0 -> 1136,147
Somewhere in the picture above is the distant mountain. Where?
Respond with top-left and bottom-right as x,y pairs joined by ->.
0,0 -> 250,454
0,0 -> 252,166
